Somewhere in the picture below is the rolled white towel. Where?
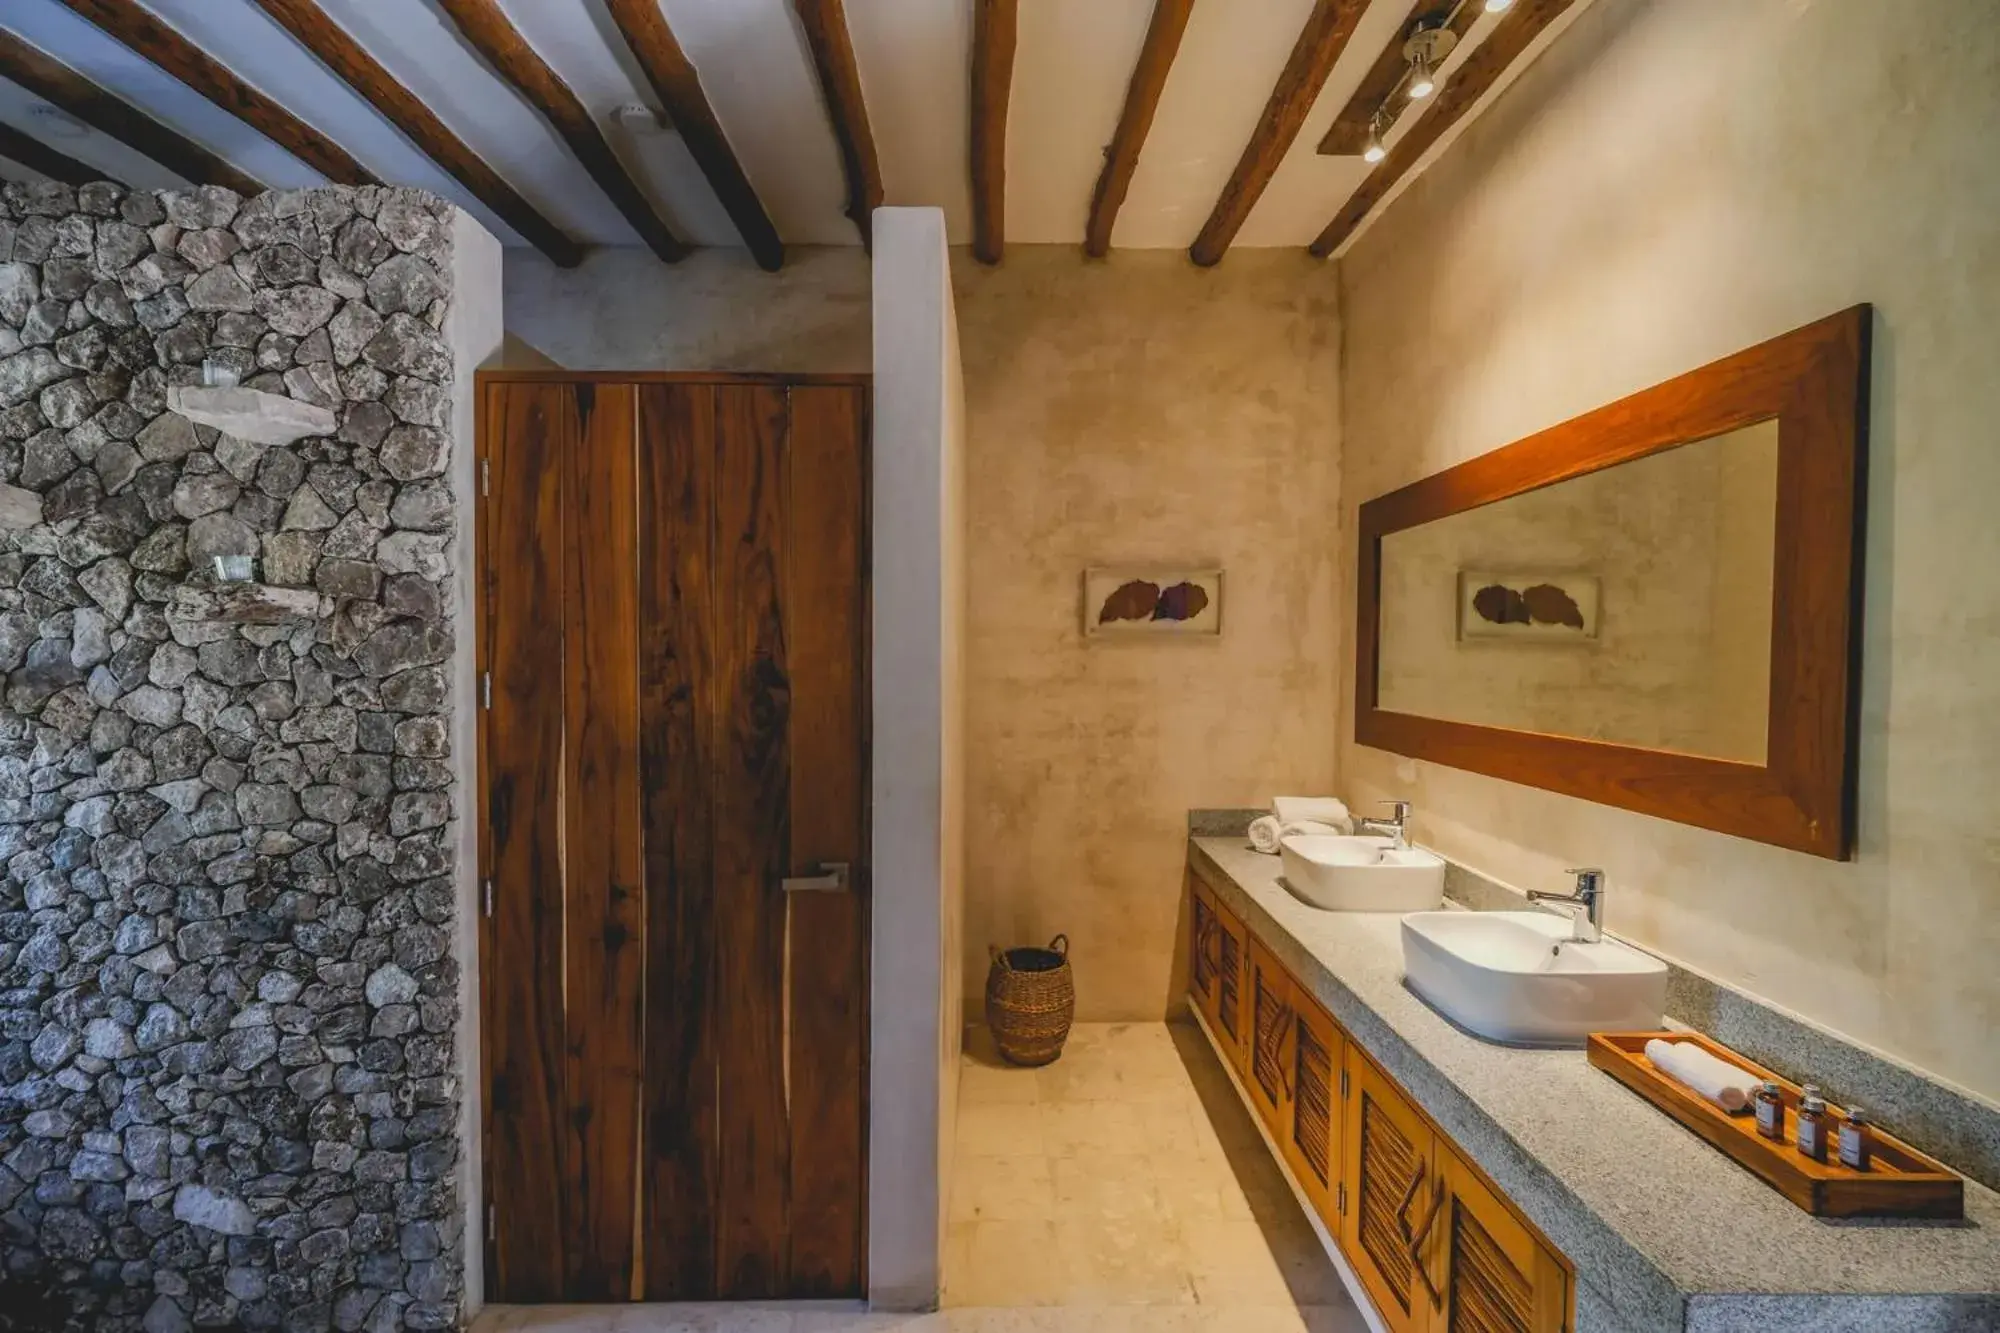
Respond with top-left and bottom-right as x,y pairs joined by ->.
1273,796 -> 1352,830
1645,1038 -> 1759,1114
1248,816 -> 1347,854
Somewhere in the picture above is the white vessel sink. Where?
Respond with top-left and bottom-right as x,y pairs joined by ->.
1401,911 -> 1667,1046
1279,835 -> 1445,913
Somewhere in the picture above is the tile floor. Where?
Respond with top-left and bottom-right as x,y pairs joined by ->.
474,1021 -> 1365,1333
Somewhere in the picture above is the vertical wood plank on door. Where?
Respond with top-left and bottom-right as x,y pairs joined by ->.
560,383 -> 645,1300
637,383 -> 721,1299
481,382 -> 571,1300
782,386 -> 869,1295
712,384 -> 794,1297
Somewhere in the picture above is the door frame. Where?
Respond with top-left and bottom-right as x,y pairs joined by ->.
471,370 -> 874,1302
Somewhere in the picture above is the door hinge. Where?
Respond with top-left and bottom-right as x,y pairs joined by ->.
480,457 -> 489,496
1337,1182 -> 1347,1216
1340,1067 -> 1351,1099
482,672 -> 491,709
485,1202 -> 495,1241
483,878 -> 493,918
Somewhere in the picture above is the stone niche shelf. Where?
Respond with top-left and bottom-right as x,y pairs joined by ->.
192,582 -> 329,626
165,384 -> 337,446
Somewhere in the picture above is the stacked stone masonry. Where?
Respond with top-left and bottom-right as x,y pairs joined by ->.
0,181 -> 466,1333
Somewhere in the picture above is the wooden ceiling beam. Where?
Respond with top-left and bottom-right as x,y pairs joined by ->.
606,0 -> 781,271
1311,0 -> 1576,258
1318,0 -> 1481,155
251,0 -> 584,268
1189,0 -> 1366,266
434,0 -> 687,263
1085,0 -> 1193,258
0,30 -> 263,195
969,0 -> 1017,265
56,0 -> 376,186
791,0 -> 882,250
0,119 -> 110,187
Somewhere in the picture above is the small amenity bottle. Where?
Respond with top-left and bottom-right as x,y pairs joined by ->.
1838,1107 -> 1873,1170
1795,1085 -> 1829,1162
1754,1081 -> 1786,1141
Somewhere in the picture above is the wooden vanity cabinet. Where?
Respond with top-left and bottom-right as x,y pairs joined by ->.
1433,1143 -> 1572,1333
1187,874 -> 1249,1074
1282,988 -> 1346,1227
1245,934 -> 1297,1134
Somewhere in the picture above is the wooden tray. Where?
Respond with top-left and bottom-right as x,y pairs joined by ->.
1587,1031 -> 1963,1219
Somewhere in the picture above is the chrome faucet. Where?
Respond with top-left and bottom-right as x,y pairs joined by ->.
1356,800 -> 1412,849
1527,868 -> 1605,943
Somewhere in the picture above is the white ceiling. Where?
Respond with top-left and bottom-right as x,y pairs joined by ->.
0,0 -> 1572,257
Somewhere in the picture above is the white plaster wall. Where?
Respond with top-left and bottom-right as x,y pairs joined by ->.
868,207 -> 962,1310
446,210 -> 505,1318
1338,0 -> 2000,1100
954,249 -> 1342,1020
502,245 -> 869,371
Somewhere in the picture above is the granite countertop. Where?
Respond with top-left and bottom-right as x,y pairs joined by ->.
1189,836 -> 2000,1333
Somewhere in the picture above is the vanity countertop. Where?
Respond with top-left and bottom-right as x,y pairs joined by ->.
1189,836 -> 2000,1333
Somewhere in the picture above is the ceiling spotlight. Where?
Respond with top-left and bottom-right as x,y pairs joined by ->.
1363,114 -> 1387,164
1485,0 -> 1515,11
1402,24 -> 1459,101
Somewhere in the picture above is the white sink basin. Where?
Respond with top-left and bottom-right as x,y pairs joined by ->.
1401,911 -> 1667,1046
1279,835 -> 1445,913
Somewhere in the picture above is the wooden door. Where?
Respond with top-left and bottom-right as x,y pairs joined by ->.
1342,1047 -> 1436,1333
1432,1145 -> 1571,1333
480,376 -> 869,1303
1283,989 -> 1345,1227
1245,935 -> 1295,1135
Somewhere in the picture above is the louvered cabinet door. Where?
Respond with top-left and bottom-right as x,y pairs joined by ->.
1244,935 -> 1296,1135
1342,1048 -> 1436,1333
1282,990 -> 1345,1228
1212,898 -> 1248,1075
1434,1145 -> 1571,1333
1187,875 -> 1223,1031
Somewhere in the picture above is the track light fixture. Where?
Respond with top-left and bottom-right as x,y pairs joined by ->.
1363,112 -> 1387,164
1402,23 -> 1458,102
1485,0 -> 1515,11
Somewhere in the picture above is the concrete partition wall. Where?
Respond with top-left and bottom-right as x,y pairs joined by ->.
868,207 -> 966,1310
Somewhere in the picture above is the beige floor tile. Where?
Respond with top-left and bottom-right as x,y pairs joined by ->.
1048,1155 -> 1163,1222
957,1101 -> 1047,1157
959,1060 -> 1043,1106
944,1220 -> 1074,1308
1051,1216 -> 1197,1306
1038,1100 -> 1146,1157
951,1153 -> 1056,1222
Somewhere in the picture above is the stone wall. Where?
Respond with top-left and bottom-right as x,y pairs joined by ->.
0,181 -> 467,1332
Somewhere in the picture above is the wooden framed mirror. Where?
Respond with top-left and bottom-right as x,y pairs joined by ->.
1354,306 -> 1870,859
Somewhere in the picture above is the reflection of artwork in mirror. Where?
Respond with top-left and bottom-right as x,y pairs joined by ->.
1458,572 -> 1601,641
1377,419 -> 1778,764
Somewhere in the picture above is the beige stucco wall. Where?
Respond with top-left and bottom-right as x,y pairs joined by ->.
954,248 -> 1342,1020
1339,0 -> 2000,1100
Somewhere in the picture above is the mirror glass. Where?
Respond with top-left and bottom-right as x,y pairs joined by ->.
1376,419 -> 1780,763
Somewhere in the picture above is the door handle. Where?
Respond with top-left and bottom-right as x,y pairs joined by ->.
782,862 -> 850,893
1406,1178 -> 1446,1310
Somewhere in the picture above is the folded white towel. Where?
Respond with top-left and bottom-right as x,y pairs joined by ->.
1645,1038 -> 1759,1114
1248,816 -> 1346,854
1273,796 -> 1351,828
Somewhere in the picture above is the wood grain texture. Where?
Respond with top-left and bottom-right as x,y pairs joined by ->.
0,121 -> 107,187
1588,1033 -> 1962,1220
434,0 -> 689,262
480,382 -> 572,1301
1353,307 -> 1870,858
1190,0 -> 1366,266
1342,1045 -> 1431,1326
1084,0 -> 1193,258
606,0 -> 781,271
782,386 -> 869,1295
969,0 -> 1018,265
637,384 -> 720,1299
1437,1142 -> 1571,1332
1310,0 -> 1575,256
560,383 -> 644,1300
57,0 -> 376,186
480,369 -> 870,387
712,384 -> 794,1297
1316,0 -> 1482,155
0,30 -> 262,195
791,0 -> 882,249
251,0 -> 583,266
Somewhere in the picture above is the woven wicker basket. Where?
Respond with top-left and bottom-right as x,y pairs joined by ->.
985,935 -> 1074,1066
